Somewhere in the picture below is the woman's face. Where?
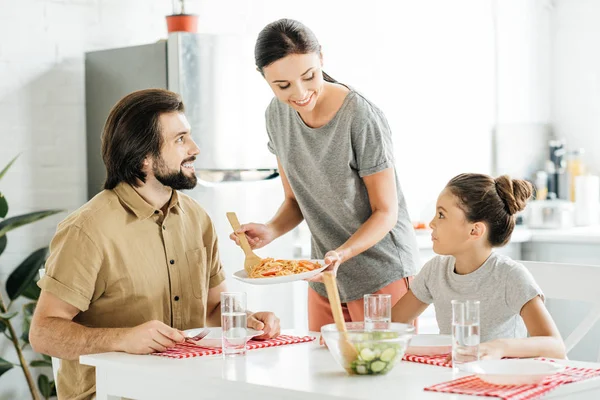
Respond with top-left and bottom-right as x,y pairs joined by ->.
261,52 -> 324,113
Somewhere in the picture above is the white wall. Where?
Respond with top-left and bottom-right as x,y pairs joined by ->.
0,1 -> 495,397
551,0 -> 600,176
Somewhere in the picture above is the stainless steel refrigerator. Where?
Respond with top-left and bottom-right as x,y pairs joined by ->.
85,33 -> 308,329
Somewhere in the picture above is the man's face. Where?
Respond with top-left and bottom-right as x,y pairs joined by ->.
152,112 -> 199,190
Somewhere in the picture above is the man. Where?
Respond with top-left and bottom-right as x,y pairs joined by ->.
30,89 -> 281,400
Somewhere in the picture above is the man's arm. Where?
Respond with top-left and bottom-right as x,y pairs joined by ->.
29,291 -> 185,360
205,281 -> 226,327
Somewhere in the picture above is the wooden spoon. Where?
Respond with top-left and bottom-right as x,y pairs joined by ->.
322,271 -> 358,368
226,212 -> 262,274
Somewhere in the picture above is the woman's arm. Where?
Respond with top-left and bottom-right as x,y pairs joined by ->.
332,167 -> 398,265
230,158 -> 303,249
267,158 -> 305,238
479,296 -> 566,359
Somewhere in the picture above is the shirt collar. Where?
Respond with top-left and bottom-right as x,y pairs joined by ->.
113,182 -> 181,220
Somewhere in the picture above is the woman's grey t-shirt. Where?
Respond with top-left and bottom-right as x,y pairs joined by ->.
265,89 -> 419,302
411,252 -> 544,342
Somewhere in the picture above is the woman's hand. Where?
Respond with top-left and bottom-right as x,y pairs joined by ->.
229,223 -> 276,250
306,250 -> 343,282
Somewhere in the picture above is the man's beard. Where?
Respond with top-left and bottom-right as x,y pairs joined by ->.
153,157 -> 197,190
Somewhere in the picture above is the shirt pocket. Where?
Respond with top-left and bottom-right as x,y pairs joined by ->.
186,247 -> 208,300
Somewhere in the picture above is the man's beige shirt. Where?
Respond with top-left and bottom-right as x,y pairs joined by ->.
38,183 -> 226,400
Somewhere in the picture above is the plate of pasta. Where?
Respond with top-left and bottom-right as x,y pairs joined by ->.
233,258 -> 326,285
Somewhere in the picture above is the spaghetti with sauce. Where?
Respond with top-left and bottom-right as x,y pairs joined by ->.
249,258 -> 323,278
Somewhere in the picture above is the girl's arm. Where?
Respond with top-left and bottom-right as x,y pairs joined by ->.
391,290 -> 429,323
480,296 -> 566,359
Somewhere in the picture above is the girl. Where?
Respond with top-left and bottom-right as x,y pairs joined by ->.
392,173 -> 565,359
230,19 -> 420,331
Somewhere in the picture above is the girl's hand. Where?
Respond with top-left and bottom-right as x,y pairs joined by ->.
478,340 -> 507,360
306,250 -> 343,282
229,223 -> 275,250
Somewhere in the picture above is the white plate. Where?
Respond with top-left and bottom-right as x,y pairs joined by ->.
406,334 -> 452,356
183,327 -> 264,347
461,359 -> 566,385
232,259 -> 326,285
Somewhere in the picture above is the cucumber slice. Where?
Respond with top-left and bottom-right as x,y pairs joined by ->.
360,348 -> 376,362
380,347 -> 396,362
370,360 -> 386,373
355,364 -> 368,375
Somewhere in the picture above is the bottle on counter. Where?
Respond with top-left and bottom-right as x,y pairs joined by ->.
535,170 -> 548,201
567,148 -> 586,202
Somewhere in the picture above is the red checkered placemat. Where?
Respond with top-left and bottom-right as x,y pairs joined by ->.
152,334 -> 316,359
403,353 -> 452,368
424,363 -> 600,400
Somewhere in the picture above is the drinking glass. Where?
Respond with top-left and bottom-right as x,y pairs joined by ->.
364,294 -> 392,330
221,292 -> 247,357
451,299 -> 480,370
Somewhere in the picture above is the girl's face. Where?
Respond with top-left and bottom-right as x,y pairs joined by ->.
261,52 -> 324,113
429,188 -> 483,255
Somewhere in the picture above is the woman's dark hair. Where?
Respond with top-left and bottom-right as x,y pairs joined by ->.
101,88 -> 184,190
255,18 -> 337,83
446,173 -> 533,247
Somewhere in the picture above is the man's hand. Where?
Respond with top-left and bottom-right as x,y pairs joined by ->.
118,320 -> 185,354
247,312 -> 281,340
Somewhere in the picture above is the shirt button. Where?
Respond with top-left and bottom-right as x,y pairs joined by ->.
170,259 -> 175,265
162,225 -> 166,230
154,210 -> 159,214
174,296 -> 180,301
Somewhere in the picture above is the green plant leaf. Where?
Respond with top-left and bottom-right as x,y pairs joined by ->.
30,359 -> 53,368
38,374 -> 52,398
21,279 -> 41,300
0,192 -> 7,218
21,302 -> 36,344
0,357 -> 14,378
0,210 -> 63,238
0,234 -> 6,257
6,247 -> 48,300
0,154 -> 19,182
0,311 -> 18,320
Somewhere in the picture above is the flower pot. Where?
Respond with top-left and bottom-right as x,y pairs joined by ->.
166,14 -> 199,33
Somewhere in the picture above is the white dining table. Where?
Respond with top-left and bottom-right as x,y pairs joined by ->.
80,331 -> 600,400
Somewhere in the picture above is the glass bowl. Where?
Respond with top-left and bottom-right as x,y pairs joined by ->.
321,322 -> 415,375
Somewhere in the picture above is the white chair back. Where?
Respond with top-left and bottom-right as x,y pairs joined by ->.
38,268 -> 60,386
520,261 -> 600,362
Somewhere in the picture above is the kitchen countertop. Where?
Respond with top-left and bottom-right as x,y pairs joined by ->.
415,225 -> 600,249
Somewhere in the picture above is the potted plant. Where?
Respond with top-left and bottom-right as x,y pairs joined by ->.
166,0 -> 199,33
0,155 -> 64,399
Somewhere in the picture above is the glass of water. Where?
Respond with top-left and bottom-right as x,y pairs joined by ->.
221,292 -> 247,357
364,294 -> 392,330
451,299 -> 480,370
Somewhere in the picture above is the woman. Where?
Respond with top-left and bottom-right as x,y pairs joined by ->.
230,18 -> 420,331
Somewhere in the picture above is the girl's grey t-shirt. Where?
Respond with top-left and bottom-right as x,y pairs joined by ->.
411,252 -> 544,342
265,89 -> 419,302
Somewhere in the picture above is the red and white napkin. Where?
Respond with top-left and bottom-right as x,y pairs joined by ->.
403,353 -> 452,368
424,363 -> 600,400
153,334 -> 316,359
